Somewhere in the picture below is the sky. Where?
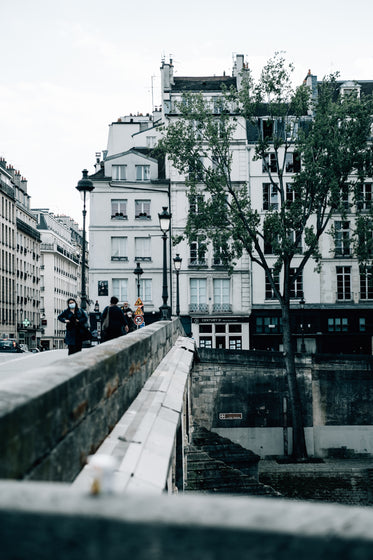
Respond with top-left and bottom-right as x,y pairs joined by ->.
1,0 -> 372,227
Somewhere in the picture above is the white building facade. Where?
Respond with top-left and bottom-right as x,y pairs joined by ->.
88,57 -> 373,354
33,210 -> 82,350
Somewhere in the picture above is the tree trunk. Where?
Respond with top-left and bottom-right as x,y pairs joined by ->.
281,302 -> 308,459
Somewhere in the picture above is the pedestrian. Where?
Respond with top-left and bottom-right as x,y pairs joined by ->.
101,296 -> 129,342
121,301 -> 136,332
58,298 -> 89,355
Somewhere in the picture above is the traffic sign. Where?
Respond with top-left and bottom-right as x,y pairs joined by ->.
134,297 -> 143,307
134,315 -> 144,326
134,307 -> 144,316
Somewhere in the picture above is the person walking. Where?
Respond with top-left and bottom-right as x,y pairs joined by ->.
101,296 -> 129,342
58,298 -> 89,355
121,301 -> 136,332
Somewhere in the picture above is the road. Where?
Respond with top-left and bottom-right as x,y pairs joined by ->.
0,349 -> 89,384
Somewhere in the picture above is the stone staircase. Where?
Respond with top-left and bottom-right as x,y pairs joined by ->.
186,424 -> 281,496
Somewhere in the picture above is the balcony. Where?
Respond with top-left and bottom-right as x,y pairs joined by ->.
212,303 -> 232,313
188,258 -> 208,268
111,256 -> 128,261
189,303 -> 209,313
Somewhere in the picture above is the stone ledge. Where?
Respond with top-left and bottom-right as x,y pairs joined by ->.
2,481 -> 373,559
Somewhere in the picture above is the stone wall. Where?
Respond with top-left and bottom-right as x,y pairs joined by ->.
2,480 -> 373,559
193,350 -> 373,457
0,320 -> 184,481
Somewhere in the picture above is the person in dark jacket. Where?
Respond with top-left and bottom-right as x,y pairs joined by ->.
58,298 -> 89,355
101,296 -> 129,342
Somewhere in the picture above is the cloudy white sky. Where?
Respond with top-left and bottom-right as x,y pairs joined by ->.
1,0 -> 372,226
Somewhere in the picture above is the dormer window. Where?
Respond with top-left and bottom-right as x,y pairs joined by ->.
340,81 -> 361,99
136,165 -> 150,181
112,165 -> 127,181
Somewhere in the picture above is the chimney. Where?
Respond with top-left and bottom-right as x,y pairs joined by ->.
0,157 -> 7,169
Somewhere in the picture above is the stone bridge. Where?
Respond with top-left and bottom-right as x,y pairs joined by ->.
1,319 -> 373,559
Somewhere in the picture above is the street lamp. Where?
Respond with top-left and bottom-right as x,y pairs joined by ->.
299,297 -> 306,353
75,169 -> 94,311
158,206 -> 172,320
133,262 -> 144,298
173,253 -> 182,316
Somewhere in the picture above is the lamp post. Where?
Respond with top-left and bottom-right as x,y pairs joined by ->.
133,262 -> 144,298
299,297 -> 306,353
173,253 -> 182,316
94,300 -> 101,343
158,206 -> 172,320
75,170 -> 94,311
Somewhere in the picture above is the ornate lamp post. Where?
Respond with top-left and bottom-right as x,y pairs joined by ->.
173,253 -> 182,316
75,170 -> 94,311
133,262 -> 144,298
299,297 -> 306,353
158,206 -> 172,320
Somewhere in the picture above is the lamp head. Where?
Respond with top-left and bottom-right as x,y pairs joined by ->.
133,262 -> 144,276
173,253 -> 182,271
158,206 -> 171,233
76,169 -> 94,194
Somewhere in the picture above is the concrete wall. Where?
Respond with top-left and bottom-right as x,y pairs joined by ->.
2,480 -> 373,559
0,320 -> 184,481
193,350 -> 373,457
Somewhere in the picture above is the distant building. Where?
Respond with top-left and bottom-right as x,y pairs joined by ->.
87,57 -> 373,354
33,209 -> 82,350
0,158 -> 17,339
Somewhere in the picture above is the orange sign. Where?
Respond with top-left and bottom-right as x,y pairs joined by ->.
134,298 -> 143,307
135,307 -> 144,316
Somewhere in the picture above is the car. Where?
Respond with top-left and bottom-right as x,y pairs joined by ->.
0,340 -> 25,353
20,344 -> 29,352
30,348 -> 40,353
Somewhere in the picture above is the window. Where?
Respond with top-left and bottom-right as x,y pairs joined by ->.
255,316 -> 282,334
135,237 -> 151,261
334,221 -> 350,256
112,165 -> 127,181
213,279 -> 230,312
111,237 -> 127,261
200,324 -> 213,333
190,278 -> 208,312
265,269 -> 280,300
285,152 -> 301,173
360,267 -> 373,300
139,278 -> 152,302
262,153 -> 277,173
135,165 -> 150,181
112,279 -> 128,302
146,136 -> 156,148
359,317 -> 366,332
286,183 -> 300,204
336,266 -> 351,300
189,193 -> 204,214
199,337 -> 212,348
289,268 -> 303,299
259,119 -> 274,141
328,317 -> 348,332
111,199 -> 127,219
357,183 -> 373,211
135,200 -> 151,218
229,337 -> 242,350
189,240 -> 206,266
263,183 -> 279,210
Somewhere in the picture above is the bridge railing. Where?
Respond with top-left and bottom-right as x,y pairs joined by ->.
73,336 -> 195,494
0,319 -> 186,482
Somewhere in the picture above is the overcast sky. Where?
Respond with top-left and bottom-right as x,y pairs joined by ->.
1,0 -> 372,227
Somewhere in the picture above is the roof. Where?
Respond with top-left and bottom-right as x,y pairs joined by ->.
171,75 -> 237,93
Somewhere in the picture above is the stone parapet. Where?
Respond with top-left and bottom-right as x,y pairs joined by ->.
1,480 -> 373,559
0,320 -> 184,481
